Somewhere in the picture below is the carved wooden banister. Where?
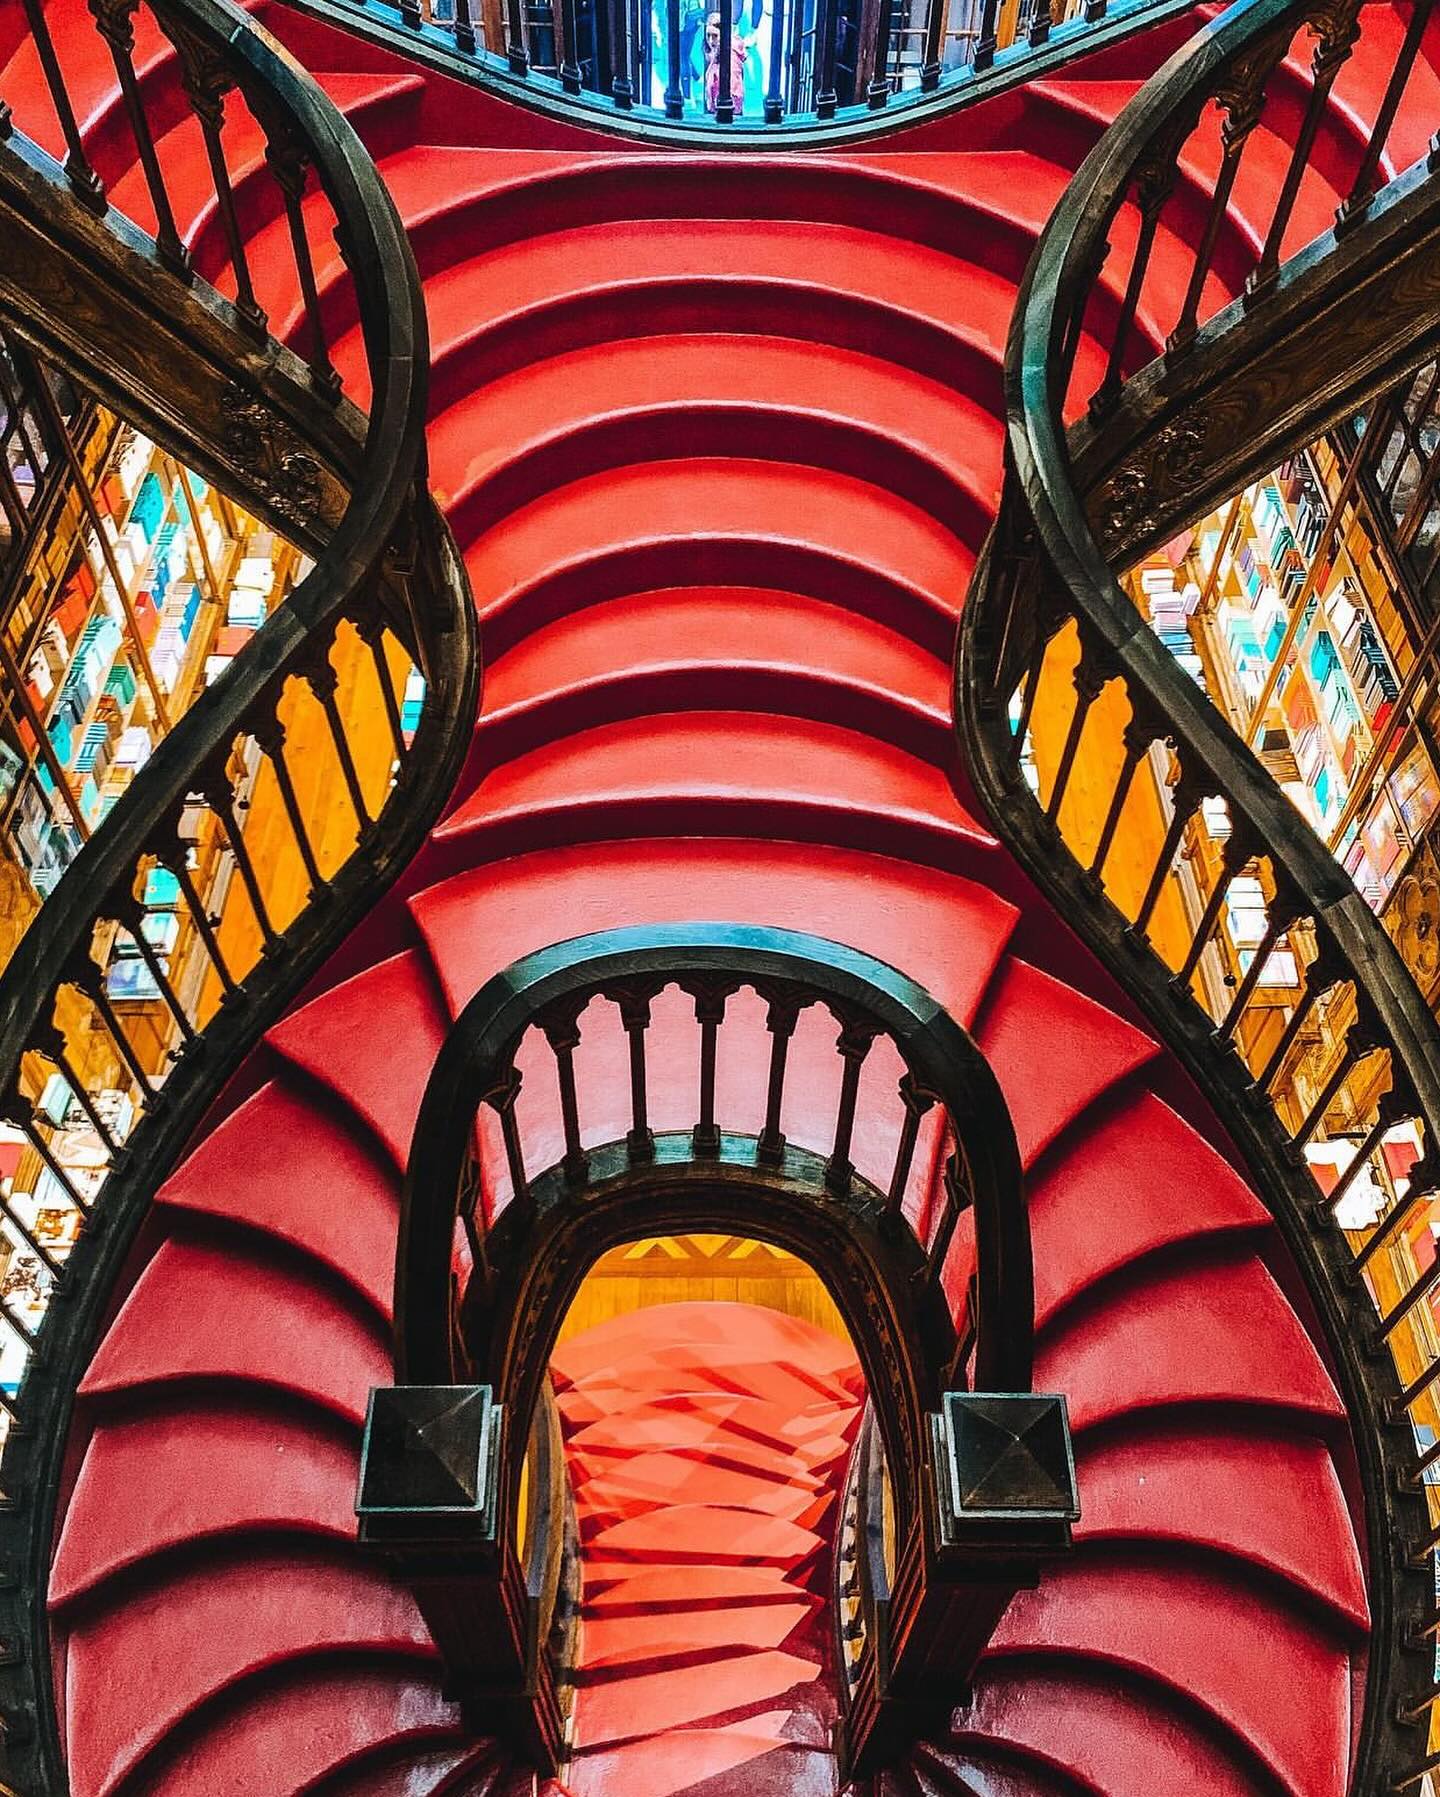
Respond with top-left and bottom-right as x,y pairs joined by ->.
0,3 -> 479,1789
358,923 -> 1079,1774
956,1 -> 1440,1789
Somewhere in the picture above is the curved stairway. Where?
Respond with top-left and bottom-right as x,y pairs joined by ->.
7,2 -> 1439,1791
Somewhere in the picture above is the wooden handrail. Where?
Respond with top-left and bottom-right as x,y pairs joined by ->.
0,4 -> 479,1790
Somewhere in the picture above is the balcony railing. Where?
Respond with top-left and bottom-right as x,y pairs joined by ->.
956,0 -> 1440,1789
359,923 -> 1079,1774
281,0 -> 1191,134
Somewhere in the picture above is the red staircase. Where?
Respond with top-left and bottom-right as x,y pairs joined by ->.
8,4 -> 1438,1791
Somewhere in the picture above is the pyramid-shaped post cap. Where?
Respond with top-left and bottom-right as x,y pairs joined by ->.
934,1391 -> 1079,1551
356,1384 -> 502,1545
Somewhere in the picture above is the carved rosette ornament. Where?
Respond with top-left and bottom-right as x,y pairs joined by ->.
1094,413 -> 1211,553
217,383 -> 323,530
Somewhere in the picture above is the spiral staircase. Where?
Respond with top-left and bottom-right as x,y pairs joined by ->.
0,0 -> 1439,1792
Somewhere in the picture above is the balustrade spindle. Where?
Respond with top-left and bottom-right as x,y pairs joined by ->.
18,1107 -> 90,1211
757,993 -> 801,1163
253,715 -> 327,898
826,1019 -> 875,1194
866,0 -> 894,107
1177,829 -> 1253,986
453,0 -> 478,55
765,0 -> 788,120
1293,1021 -> 1377,1147
1090,142 -> 1183,419
172,35 -> 268,337
558,0 -> 584,89
457,1151 -> 492,1285
43,1033 -> 121,1160
1247,7 -> 1361,295
608,0 -> 631,103
115,886 -> 198,1037
1089,707 -> 1156,882
1316,1106 -> 1393,1219
1339,0 -> 1433,224
814,0 -> 840,116
19,0 -> 108,212
716,0 -> 736,121
1255,951 -> 1338,1091
926,1150 -> 970,1284
690,982 -> 730,1155
204,768 -> 281,953
1028,0 -> 1051,48
918,0 -> 945,88
89,0 -> 192,277
1169,55 -> 1277,353
1044,648 -> 1105,822
971,0 -> 999,68
488,1067 -> 530,1216
885,1074 -> 934,1218
507,0 -> 531,71
1011,615 -> 1057,761
1132,771 -> 1201,936
161,841 -> 239,1004
305,648 -> 373,833
610,988 -> 656,1160
263,131 -> 343,400
665,0 -> 685,114
542,1009 -> 589,1187
1210,884 -> 1293,1039
77,963 -> 157,1101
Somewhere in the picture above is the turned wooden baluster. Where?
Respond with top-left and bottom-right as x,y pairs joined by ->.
716,0 -> 737,121
1247,0 -> 1362,296
686,978 -> 736,1155
827,1013 -> 878,1194
302,632 -> 374,834
202,752 -> 281,954
1170,35 -> 1285,353
540,1002 -> 590,1187
88,0 -> 192,277
971,0 -> 1000,70
260,121 -> 343,400
665,0 -> 685,113
112,874 -> 200,1039
1132,763 -> 1205,938
18,0 -> 107,211
764,0 -> 788,119
250,708 -> 328,901
167,23 -> 268,337
608,983 -> 659,1161
486,1063 -> 530,1219
66,946 -> 156,1104
814,0 -> 841,116
1090,122 -> 1194,419
918,0 -> 946,89
1176,821 -> 1257,988
1044,637 -> 1107,824
757,988 -> 803,1165
152,815 -> 241,1006
885,1072 -> 936,1223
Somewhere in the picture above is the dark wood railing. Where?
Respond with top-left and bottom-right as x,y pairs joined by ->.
957,1 -> 1440,1789
0,3 -> 478,1788
360,924 -> 1079,1774
279,0 -> 1193,134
